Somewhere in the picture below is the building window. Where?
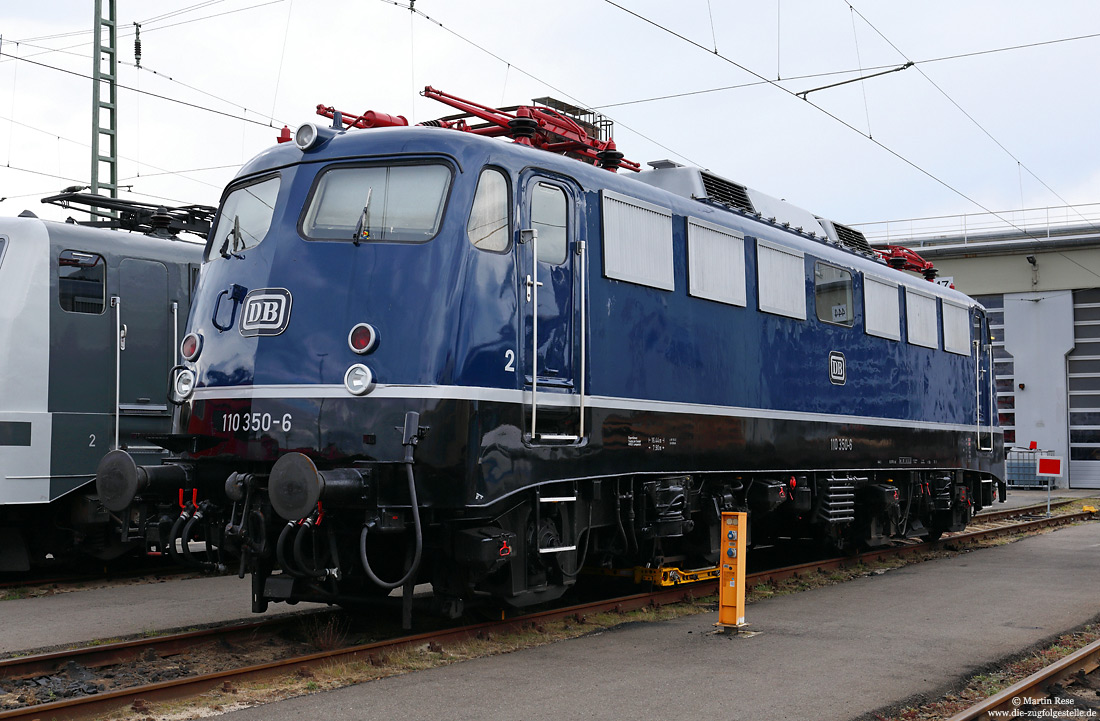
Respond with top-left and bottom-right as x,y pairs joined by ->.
687,218 -> 745,307
756,239 -> 806,320
467,168 -> 510,252
814,262 -> 853,326
974,294 -> 1015,446
58,250 -> 106,314
601,189 -> 674,290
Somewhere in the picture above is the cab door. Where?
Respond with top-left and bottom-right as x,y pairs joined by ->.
518,174 -> 584,442
114,259 -> 172,460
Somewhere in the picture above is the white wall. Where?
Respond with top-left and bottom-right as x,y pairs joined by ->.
1003,290 -> 1074,487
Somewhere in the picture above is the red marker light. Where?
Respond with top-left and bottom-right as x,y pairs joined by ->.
789,476 -> 797,489
348,323 -> 378,354
181,333 -> 203,361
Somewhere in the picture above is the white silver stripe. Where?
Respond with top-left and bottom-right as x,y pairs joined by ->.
6,473 -> 94,480
191,383 -> 1000,435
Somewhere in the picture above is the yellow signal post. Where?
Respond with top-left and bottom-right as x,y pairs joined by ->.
716,511 -> 747,632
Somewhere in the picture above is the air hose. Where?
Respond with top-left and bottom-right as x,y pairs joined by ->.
359,411 -> 425,590
359,461 -> 423,589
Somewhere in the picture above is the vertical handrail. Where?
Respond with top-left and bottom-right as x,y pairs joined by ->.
578,239 -> 587,439
529,230 -> 539,438
171,301 -> 179,364
111,296 -> 121,449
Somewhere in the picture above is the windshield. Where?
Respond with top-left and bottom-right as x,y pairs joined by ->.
207,175 -> 280,261
301,163 -> 451,243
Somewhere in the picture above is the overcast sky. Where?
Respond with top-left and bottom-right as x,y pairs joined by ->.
2,0 -> 1098,234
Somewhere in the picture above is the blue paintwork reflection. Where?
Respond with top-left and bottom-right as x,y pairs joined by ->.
185,126 -> 990,436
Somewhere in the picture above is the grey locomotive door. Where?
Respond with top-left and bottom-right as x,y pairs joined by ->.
519,175 -> 585,442
116,259 -> 171,450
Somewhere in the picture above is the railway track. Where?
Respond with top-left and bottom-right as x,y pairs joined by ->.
0,507 -> 1093,721
946,637 -> 1100,720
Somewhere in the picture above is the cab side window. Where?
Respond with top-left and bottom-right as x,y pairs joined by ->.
467,168 -> 510,252
531,182 -> 567,264
58,250 -> 106,314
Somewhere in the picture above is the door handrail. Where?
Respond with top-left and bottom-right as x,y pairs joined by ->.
111,295 -> 121,449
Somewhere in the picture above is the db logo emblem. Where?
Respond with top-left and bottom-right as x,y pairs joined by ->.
239,288 -> 292,337
828,351 -> 846,385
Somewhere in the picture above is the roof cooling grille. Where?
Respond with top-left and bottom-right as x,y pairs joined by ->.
700,173 -> 755,214
832,222 -> 873,255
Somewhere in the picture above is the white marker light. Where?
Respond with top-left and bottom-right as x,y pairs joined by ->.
343,364 -> 374,396
173,368 -> 196,401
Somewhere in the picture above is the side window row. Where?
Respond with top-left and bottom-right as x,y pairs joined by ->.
754,239 -> 968,354
58,250 -> 106,315
470,183 -> 973,356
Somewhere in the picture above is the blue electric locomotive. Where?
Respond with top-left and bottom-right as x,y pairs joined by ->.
96,89 -> 1004,617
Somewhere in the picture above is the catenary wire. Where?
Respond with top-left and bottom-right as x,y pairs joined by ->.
591,30 -> 1100,109
0,52 -> 284,130
844,0 -> 1098,232
378,0 -> 705,167
599,0 -> 1080,248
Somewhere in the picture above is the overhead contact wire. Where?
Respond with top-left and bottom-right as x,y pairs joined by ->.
844,0 -> 1099,233
600,0 -> 1073,247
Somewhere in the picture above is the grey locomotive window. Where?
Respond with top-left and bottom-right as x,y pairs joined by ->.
302,164 -> 451,243
0,237 -> 6,270
532,182 -> 567,264
208,175 -> 280,261
467,168 -> 510,252
58,250 -> 106,314
814,262 -> 854,327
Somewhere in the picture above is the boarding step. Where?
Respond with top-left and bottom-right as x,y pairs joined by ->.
536,481 -> 579,553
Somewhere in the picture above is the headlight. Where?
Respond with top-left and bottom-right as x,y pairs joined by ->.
173,368 -> 196,401
343,364 -> 374,396
295,123 -> 319,150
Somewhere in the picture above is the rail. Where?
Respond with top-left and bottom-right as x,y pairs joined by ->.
851,202 -> 1100,247
946,638 -> 1100,721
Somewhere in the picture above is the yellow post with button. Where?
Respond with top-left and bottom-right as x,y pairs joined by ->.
716,511 -> 747,631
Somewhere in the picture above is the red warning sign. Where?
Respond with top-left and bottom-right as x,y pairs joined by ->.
1036,456 -> 1063,477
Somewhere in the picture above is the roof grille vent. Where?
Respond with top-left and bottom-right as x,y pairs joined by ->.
700,173 -> 755,214
832,222 -> 873,255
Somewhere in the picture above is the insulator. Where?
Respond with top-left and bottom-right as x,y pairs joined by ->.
133,23 -> 142,68
507,116 -> 538,141
597,149 -> 624,171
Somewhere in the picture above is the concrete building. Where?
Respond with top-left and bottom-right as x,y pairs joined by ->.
855,203 -> 1100,490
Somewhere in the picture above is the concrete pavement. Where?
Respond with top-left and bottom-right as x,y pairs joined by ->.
217,519 -> 1100,721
